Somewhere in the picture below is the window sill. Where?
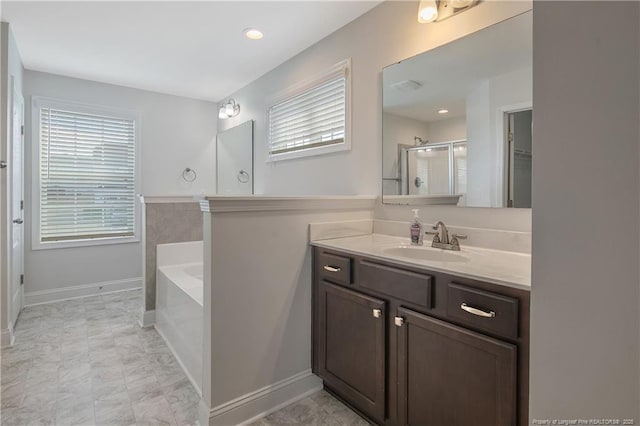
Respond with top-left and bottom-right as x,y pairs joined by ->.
32,235 -> 140,251
267,140 -> 350,162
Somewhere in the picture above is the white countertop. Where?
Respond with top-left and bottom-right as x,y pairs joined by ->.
311,234 -> 531,290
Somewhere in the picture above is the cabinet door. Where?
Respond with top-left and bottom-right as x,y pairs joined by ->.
396,307 -> 517,426
318,281 -> 386,422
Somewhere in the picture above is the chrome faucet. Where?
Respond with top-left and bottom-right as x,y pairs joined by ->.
425,221 -> 467,251
432,221 -> 449,244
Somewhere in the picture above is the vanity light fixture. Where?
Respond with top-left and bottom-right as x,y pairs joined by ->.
417,0 -> 439,23
418,0 -> 479,23
438,108 -> 449,114
218,99 -> 240,119
244,28 -> 264,40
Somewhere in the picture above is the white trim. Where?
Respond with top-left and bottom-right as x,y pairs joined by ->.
1,323 -> 15,348
138,309 -> 156,328
23,277 -> 141,306
199,195 -> 377,213
266,58 -> 352,163
154,323 -> 202,396
201,370 -> 322,426
30,96 -> 142,250
139,195 -> 201,204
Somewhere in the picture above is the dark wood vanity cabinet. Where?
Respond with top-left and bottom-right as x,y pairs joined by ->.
317,281 -> 387,423
396,307 -> 517,426
312,247 -> 530,426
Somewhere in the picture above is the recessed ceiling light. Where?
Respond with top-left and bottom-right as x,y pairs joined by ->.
438,109 -> 449,114
244,28 -> 263,40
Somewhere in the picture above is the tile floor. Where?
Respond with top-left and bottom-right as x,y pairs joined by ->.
0,289 -> 369,426
249,391 -> 371,426
1,289 -> 200,426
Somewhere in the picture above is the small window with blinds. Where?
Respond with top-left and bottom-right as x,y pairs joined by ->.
268,59 -> 350,161
34,99 -> 138,248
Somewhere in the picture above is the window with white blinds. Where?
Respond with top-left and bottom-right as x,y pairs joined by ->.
268,60 -> 350,161
37,102 -> 137,245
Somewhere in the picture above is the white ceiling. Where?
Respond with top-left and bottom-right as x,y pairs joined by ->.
1,1 -> 379,102
383,11 -> 532,123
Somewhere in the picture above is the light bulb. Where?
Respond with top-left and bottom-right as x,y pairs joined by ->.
218,106 -> 227,119
418,0 -> 438,23
225,102 -> 235,117
244,28 -> 263,40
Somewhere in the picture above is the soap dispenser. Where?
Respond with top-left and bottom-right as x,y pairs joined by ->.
410,209 -> 424,245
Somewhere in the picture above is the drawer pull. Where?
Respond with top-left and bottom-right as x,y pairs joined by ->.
460,303 -> 496,318
372,309 -> 382,318
323,265 -> 341,273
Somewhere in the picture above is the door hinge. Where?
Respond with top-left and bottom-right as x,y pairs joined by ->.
20,274 -> 24,285
508,132 -> 514,142
21,125 -> 24,136
20,200 -> 24,210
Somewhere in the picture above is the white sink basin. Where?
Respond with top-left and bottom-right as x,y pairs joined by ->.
382,246 -> 469,263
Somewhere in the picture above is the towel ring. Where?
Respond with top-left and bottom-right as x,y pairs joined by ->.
237,170 -> 250,183
182,168 -> 197,183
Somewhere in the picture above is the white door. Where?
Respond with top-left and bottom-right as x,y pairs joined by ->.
216,120 -> 253,195
10,84 -> 24,323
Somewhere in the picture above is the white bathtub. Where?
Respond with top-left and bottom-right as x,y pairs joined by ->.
155,241 -> 203,394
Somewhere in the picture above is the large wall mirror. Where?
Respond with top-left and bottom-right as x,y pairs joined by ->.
216,120 -> 254,195
382,11 -> 532,208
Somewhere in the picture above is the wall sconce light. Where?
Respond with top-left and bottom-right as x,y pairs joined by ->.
218,99 -> 240,119
418,0 -> 478,24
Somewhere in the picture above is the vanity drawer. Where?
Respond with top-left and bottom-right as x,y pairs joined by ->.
447,283 -> 519,339
359,260 -> 432,309
318,252 -> 352,285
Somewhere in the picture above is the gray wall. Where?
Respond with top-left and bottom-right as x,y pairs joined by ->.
217,0 -> 531,204
23,71 -> 217,298
530,1 -> 639,422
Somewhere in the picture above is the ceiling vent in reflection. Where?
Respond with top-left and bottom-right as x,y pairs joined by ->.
391,80 -> 422,92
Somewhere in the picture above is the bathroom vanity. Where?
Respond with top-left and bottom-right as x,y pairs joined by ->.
311,234 -> 530,426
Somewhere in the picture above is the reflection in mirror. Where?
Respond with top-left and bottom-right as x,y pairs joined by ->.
216,120 -> 254,195
382,11 -> 532,208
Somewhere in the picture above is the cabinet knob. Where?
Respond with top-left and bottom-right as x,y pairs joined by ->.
372,309 -> 382,318
394,316 -> 404,327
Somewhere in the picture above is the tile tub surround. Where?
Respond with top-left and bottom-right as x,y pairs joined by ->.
140,196 -> 203,326
312,233 -> 531,290
156,241 -> 204,394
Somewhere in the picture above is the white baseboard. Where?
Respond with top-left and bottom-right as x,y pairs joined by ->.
138,309 -> 156,327
24,278 -> 142,306
202,370 -> 323,426
1,323 -> 15,348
